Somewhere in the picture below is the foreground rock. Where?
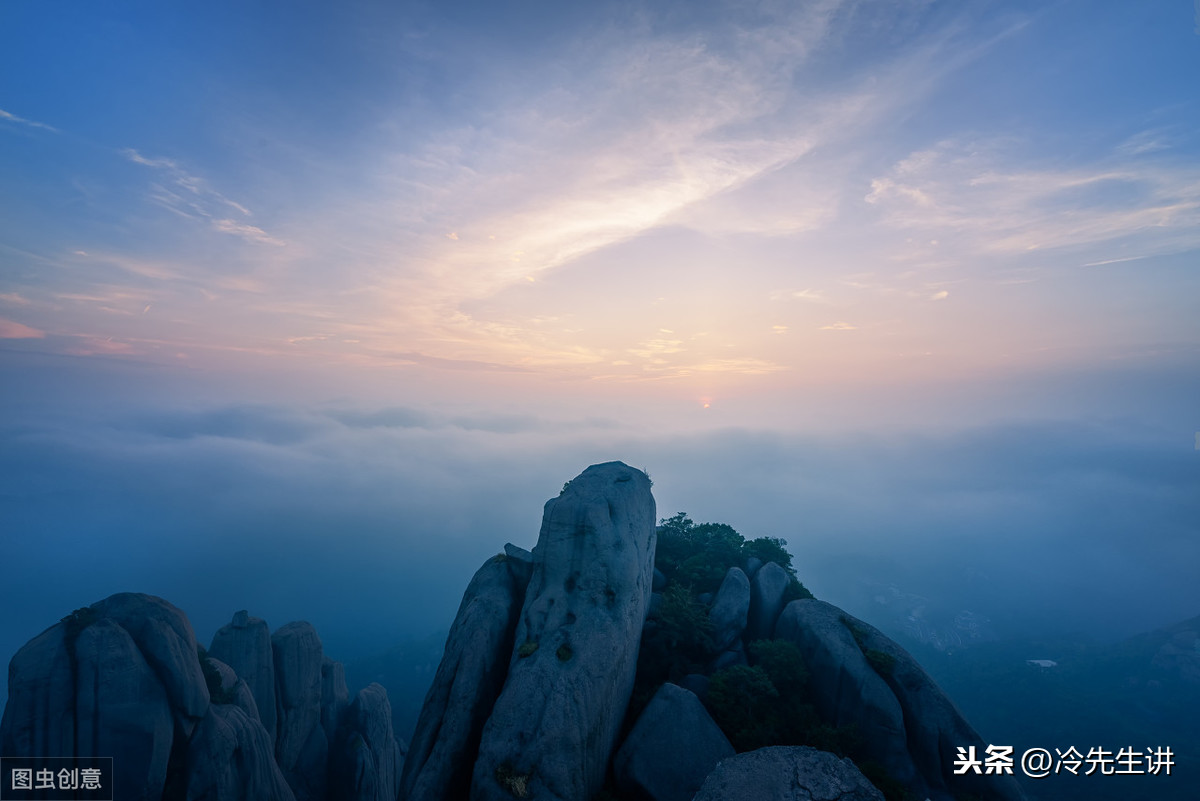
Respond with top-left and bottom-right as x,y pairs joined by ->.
693,746 -> 884,801
613,683 -> 733,801
472,462 -> 656,801
776,600 -> 1026,801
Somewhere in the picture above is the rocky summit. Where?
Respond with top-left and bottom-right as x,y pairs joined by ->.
2,461 -> 1028,801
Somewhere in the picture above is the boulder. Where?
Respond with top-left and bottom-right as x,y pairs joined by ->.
209,611 -> 277,742
775,600 -> 1026,801
692,746 -> 884,801
747,562 -> 790,641
332,684 -> 403,801
709,567 -> 750,652
400,556 -> 523,801
272,622 -> 328,801
186,704 -> 296,801
471,462 -> 656,801
613,683 -> 733,801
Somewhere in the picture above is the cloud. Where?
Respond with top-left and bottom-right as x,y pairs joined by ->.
864,139 -> 1200,257
930,290 -> 949,301
0,318 -> 45,338
0,293 -> 31,306
820,321 -> 857,330
771,289 -> 830,304
124,149 -> 284,244
212,219 -> 286,247
0,108 -> 58,133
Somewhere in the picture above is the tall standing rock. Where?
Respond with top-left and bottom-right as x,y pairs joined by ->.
272,621 -> 329,801
210,611 -> 278,743
400,555 -> 524,801
471,461 -> 656,801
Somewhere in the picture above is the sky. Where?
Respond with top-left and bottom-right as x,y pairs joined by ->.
1,0 -> 1198,697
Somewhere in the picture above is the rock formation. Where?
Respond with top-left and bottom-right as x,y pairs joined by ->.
3,464 -> 1030,801
209,610 -> 277,741
775,600 -> 1026,801
273,621 -> 330,801
1,595 -> 404,801
471,461 -> 656,801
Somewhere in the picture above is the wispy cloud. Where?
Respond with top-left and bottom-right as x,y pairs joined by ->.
123,148 -> 284,246
212,219 -> 286,247
864,139 -> 1200,257
0,109 -> 58,133
0,318 -> 44,338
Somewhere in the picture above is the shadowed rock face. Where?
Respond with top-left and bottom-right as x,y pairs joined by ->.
693,746 -> 884,801
210,611 -> 277,742
471,461 -> 656,801
775,600 -> 1026,801
400,556 -> 524,801
613,683 -> 733,801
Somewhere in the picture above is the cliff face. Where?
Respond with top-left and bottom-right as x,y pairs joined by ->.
0,597 -> 401,801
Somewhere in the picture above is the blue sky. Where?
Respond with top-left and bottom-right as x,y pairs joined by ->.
2,0 -> 1198,685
